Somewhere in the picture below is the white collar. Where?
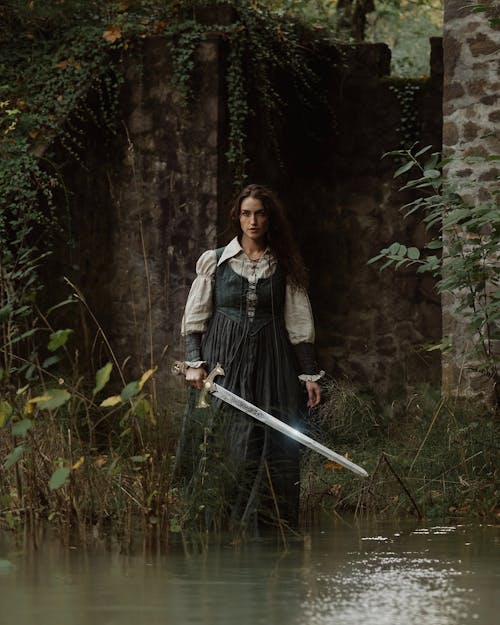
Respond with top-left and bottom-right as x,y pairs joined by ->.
217,237 -> 271,266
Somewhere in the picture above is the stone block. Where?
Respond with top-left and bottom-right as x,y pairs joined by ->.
443,120 -> 459,146
469,33 -> 499,57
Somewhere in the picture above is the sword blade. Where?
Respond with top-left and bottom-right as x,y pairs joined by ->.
211,383 -> 368,478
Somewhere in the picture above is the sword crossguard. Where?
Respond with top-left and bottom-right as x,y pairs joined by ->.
197,363 -> 225,408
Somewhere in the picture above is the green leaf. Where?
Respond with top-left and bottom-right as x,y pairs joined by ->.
414,145 -> 432,158
138,367 -> 156,390
121,380 -> 140,402
10,328 -> 38,345
394,160 -> 416,178
48,467 -> 70,490
424,153 -> 440,170
407,247 -> 420,260
11,418 -> 33,437
423,169 -> 440,179
106,457 -> 121,476
47,329 -> 73,352
134,397 -> 149,417
379,259 -> 395,271
135,398 -> 156,424
100,395 -> 122,407
0,304 -> 13,323
130,455 -> 148,463
0,401 -> 13,429
443,208 -> 471,225
4,445 -> 27,470
46,297 -> 76,315
32,389 -> 71,410
93,362 -> 112,397
427,240 -> 443,249
42,355 -> 61,369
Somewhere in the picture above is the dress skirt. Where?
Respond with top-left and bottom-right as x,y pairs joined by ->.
175,257 -> 306,534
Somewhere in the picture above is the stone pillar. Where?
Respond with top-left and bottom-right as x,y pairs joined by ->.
63,35 -> 226,402
442,0 -> 499,402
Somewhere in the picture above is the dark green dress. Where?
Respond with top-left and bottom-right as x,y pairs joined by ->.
176,248 -> 305,534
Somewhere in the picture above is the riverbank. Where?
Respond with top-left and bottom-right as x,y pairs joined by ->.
1,377 -> 497,546
302,379 -> 498,525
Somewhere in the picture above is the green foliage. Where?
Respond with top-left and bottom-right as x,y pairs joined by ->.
0,345 -> 177,539
466,2 -> 500,29
256,1 -> 444,77
93,362 -> 113,397
386,79 -> 426,149
369,146 -> 500,390
48,466 -> 71,491
366,0 -> 443,77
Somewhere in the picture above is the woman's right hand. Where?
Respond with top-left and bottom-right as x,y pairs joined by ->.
185,366 -> 207,390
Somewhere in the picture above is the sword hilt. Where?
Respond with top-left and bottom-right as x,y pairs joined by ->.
197,362 -> 225,408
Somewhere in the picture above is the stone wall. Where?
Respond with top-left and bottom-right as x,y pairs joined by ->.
55,37 -> 224,398
442,0 -> 499,401
245,42 -> 443,395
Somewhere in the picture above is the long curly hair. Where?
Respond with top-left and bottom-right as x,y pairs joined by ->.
229,184 -> 309,290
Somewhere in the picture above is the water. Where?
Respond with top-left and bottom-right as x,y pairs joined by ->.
0,520 -> 498,625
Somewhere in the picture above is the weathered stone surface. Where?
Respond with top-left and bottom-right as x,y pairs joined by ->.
441,0 -> 499,403
467,80 -> 487,97
54,37 -> 224,399
469,34 -> 498,57
463,145 -> 489,157
455,168 -> 473,178
443,35 -> 461,79
446,82 -> 465,99
245,53 -> 444,396
463,121 -> 479,141
443,121 -> 459,146
479,168 -> 500,181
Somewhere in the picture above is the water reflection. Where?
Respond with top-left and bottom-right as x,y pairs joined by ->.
303,551 -> 471,625
0,521 -> 498,625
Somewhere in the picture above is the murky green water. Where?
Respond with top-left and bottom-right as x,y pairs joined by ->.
0,520 -> 498,625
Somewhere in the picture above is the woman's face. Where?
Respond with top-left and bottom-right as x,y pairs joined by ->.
239,196 -> 269,245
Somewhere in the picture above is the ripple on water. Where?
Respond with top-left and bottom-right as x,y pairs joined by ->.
301,544 -> 476,625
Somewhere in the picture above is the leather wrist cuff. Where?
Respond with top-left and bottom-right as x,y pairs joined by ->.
293,342 -> 319,375
184,333 -> 202,362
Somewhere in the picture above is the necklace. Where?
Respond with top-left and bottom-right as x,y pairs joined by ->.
246,249 -> 265,263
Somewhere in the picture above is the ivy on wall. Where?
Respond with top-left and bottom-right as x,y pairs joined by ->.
0,0 -> 323,237
0,0 -> 328,385
385,77 -> 426,151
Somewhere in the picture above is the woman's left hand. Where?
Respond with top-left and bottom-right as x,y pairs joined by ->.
306,381 -> 321,408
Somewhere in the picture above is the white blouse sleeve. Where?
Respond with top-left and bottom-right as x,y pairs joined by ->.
181,250 -> 217,336
284,282 -> 315,344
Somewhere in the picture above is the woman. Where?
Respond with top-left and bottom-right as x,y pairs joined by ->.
178,184 -> 323,533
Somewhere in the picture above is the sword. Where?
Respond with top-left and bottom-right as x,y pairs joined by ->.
179,362 -> 368,478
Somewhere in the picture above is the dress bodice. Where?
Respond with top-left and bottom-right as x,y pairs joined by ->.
214,249 -> 286,334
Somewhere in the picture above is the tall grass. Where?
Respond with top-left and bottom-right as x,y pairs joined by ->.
301,378 -> 498,524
